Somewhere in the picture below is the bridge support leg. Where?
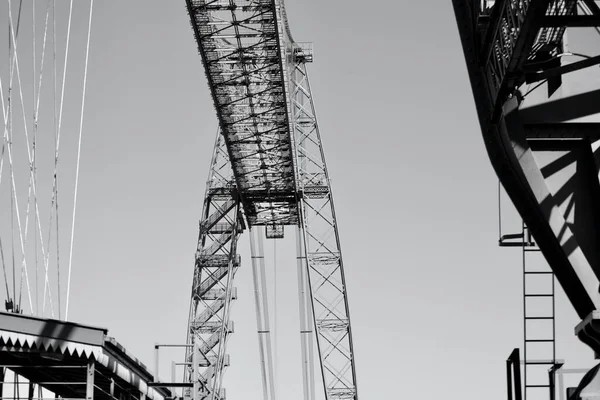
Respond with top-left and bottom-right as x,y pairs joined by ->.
186,131 -> 242,400
291,61 -> 358,400
296,225 -> 316,400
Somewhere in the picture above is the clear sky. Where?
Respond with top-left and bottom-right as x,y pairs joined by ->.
1,1 -> 600,400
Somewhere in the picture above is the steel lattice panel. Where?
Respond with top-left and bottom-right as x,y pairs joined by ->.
187,0 -> 297,226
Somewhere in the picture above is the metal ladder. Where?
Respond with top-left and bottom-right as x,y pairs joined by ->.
499,184 -> 558,400
522,225 -> 557,400
500,223 -> 557,400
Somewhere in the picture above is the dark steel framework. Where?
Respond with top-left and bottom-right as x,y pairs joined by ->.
183,1 -> 359,400
454,0 -> 600,399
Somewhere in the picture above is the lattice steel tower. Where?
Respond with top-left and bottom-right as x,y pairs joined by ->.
182,1 -> 359,400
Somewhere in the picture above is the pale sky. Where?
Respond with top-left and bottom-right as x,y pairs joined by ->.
1,1 -> 600,400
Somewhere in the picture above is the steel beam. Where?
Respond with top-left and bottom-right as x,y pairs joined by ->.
541,15 -> 600,26
525,54 -> 600,83
524,123 -> 600,139
518,88 -> 600,123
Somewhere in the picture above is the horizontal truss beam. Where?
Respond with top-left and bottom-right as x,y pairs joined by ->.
524,123 -> 600,139
541,15 -> 600,27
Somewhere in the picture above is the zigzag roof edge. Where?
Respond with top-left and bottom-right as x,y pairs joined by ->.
0,329 -> 102,359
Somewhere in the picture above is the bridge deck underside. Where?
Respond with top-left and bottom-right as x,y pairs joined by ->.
187,0 -> 297,226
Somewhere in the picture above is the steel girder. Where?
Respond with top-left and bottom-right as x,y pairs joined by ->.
453,0 -> 600,352
185,0 -> 297,226
291,62 -> 358,400
186,133 -> 243,400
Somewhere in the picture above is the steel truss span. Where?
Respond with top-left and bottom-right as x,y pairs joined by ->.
184,1 -> 358,400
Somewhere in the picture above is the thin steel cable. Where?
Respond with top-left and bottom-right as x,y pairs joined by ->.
0,237 -> 10,300
35,1 -> 53,317
65,0 -> 95,321
2,0 -> 52,315
8,0 -> 36,313
0,45 -> 9,306
8,1 -> 16,306
42,0 -> 58,318
33,0 -> 37,315
273,238 -> 279,398
31,0 -> 52,316
54,0 -> 76,320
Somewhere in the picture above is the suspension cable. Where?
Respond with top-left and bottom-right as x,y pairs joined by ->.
0,0 -> 54,316
9,1 -> 16,305
0,237 -> 10,301
30,0 -> 52,316
39,1 -> 53,317
43,0 -> 58,318
7,0 -> 34,313
65,0 -> 95,321
0,40 -> 9,307
53,0 -> 76,319
273,238 -> 279,399
11,0 -> 35,310
33,0 -> 37,315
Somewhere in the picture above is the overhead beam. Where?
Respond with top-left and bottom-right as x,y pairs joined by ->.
541,15 -> 600,27
518,87 -> 600,123
524,123 -> 600,139
525,54 -> 600,83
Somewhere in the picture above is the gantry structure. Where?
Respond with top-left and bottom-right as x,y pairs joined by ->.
183,1 -> 358,400
453,0 -> 600,398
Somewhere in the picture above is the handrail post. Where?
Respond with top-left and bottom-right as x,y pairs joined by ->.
507,348 -> 523,400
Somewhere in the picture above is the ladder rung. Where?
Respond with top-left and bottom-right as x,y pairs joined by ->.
524,271 -> 553,275
525,339 -> 554,342
525,316 -> 554,320
524,294 -> 554,297
526,361 -> 555,365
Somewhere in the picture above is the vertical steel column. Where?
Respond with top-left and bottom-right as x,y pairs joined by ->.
86,361 -> 95,400
185,130 -> 242,400
296,225 -> 316,400
249,227 -> 276,400
290,57 -> 359,400
193,342 -> 200,400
